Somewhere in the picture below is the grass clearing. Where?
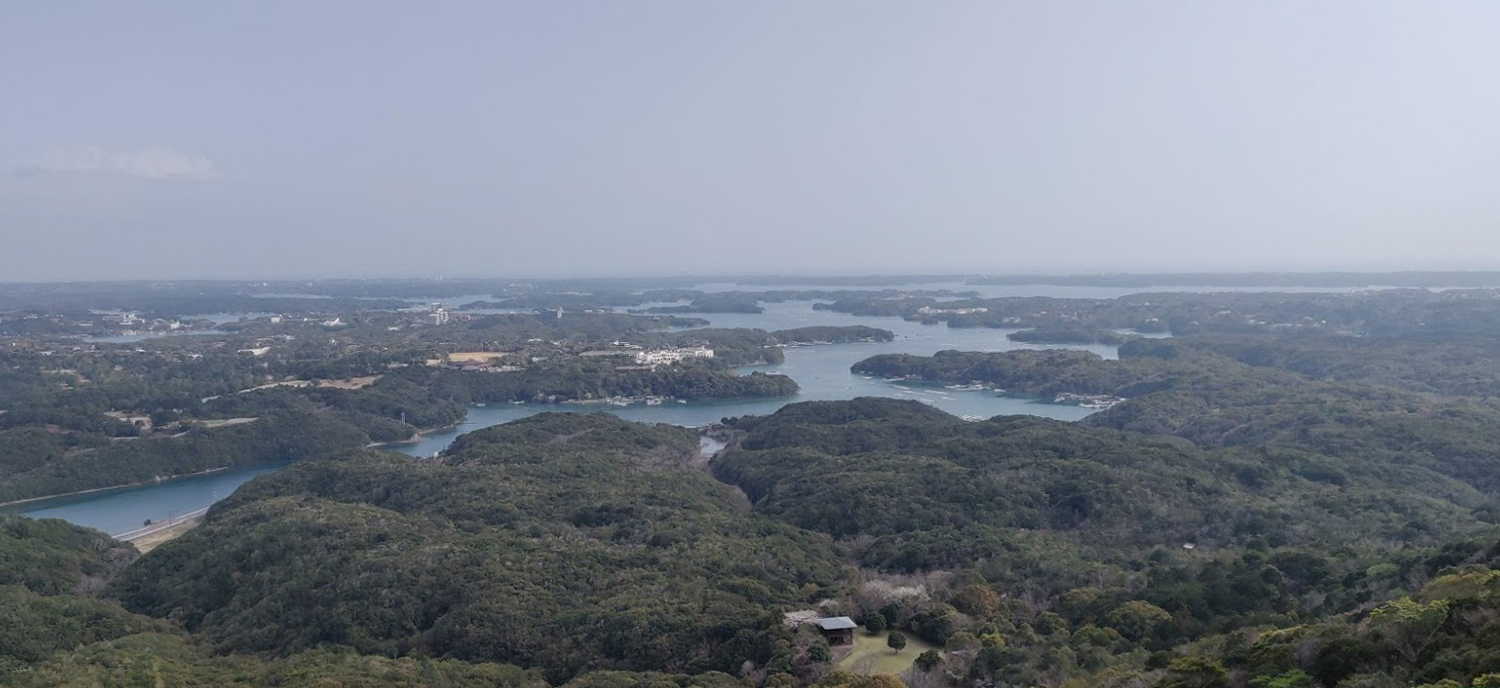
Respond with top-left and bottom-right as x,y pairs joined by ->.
316,375 -> 382,389
836,630 -> 940,676
447,352 -> 506,363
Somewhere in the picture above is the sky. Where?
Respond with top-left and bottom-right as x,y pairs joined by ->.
3,2 -> 1500,281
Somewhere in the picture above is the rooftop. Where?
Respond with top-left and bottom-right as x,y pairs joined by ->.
814,616 -> 857,631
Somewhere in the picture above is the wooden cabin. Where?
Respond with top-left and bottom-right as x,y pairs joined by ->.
812,616 -> 857,646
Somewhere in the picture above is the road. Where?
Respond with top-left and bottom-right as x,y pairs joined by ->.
115,506 -> 210,542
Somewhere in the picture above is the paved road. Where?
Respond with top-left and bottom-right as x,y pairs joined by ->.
115,506 -> 210,541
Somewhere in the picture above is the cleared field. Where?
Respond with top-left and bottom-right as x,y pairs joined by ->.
239,380 -> 312,393
197,417 -> 258,429
447,352 -> 506,363
836,630 -> 940,676
233,375 -> 381,395
316,375 -> 382,389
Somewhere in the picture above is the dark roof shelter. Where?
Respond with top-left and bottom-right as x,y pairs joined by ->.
813,616 -> 857,645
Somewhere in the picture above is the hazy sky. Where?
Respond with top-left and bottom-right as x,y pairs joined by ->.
4,2 -> 1500,281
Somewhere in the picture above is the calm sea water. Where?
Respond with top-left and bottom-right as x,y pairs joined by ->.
13,291 -> 1175,535
396,300 -> 1114,456
1,464 -> 287,536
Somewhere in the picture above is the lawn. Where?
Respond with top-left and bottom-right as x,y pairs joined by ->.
835,630 -> 940,676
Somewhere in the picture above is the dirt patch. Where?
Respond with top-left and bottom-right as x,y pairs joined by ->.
447,352 -> 506,363
317,375 -> 382,390
129,515 -> 205,554
197,417 -> 258,429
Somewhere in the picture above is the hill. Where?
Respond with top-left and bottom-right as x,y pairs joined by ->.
109,413 -> 846,683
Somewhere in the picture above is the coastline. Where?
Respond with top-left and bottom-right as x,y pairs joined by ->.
368,420 -> 463,449
858,374 -> 1125,410
123,511 -> 207,553
365,393 -> 782,453
0,465 -> 233,509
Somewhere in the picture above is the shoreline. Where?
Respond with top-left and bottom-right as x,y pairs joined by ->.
124,513 -> 206,553
116,506 -> 211,542
0,465 -> 233,509
368,420 -> 464,449
366,393 -> 788,452
858,374 -> 1125,409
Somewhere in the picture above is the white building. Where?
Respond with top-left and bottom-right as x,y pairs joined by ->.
915,306 -> 990,316
634,346 -> 715,366
104,312 -> 144,326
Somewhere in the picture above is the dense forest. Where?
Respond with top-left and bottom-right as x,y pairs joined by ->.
770,327 -> 897,345
1005,326 -> 1127,345
713,396 -> 1500,686
0,514 -> 554,687
14,399 -> 1500,687
0,372 -> 474,504
16,280 -> 1500,687
110,414 -> 846,683
413,365 -> 798,404
646,294 -> 767,314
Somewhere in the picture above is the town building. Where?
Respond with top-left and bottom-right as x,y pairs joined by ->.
634,346 -> 715,366
915,306 -> 990,316
103,312 -> 144,326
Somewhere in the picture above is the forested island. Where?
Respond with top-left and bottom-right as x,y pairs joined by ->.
964,270 -> 1500,288
771,326 -> 897,345
645,294 -> 766,314
1005,326 -> 1127,345
818,287 -> 1500,340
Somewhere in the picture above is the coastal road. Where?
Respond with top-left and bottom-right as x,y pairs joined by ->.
115,506 -> 210,542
